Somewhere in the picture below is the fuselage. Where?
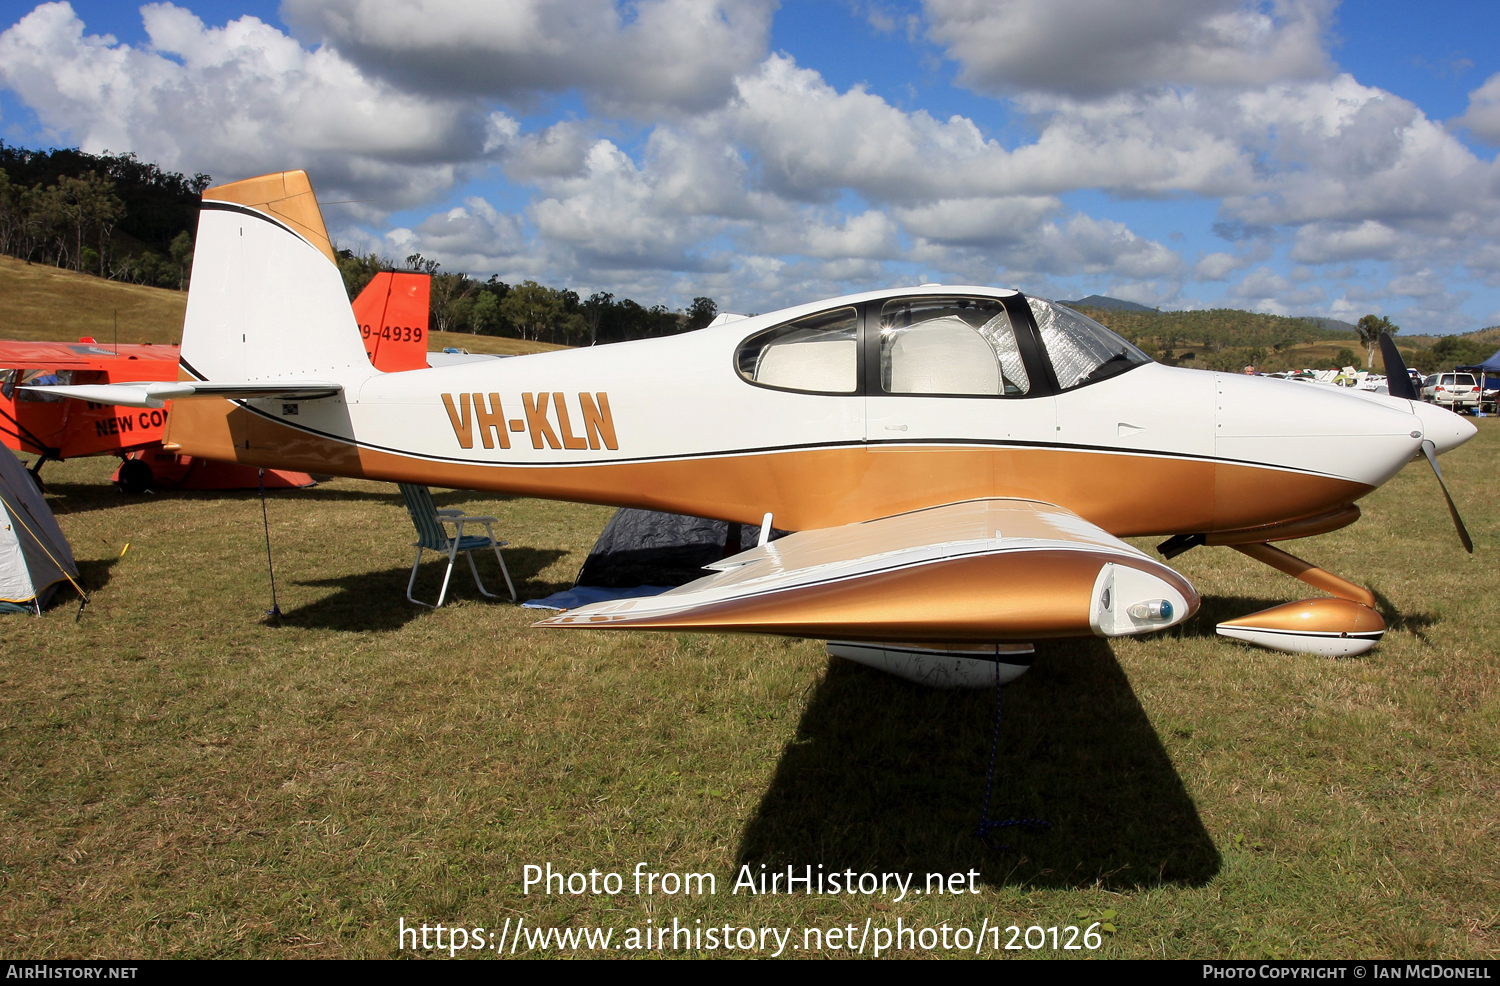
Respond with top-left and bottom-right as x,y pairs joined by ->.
167,285 -> 1469,536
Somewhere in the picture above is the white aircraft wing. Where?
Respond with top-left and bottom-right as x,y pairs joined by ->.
20,380 -> 342,409
534,498 -> 1198,642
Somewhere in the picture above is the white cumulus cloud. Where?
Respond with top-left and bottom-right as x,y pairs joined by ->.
402,196 -> 527,270
0,2 -> 498,208
1453,72 -> 1500,145
6,2 -> 1498,329
1289,220 -> 1399,264
279,0 -> 775,116
528,139 -> 731,272
923,0 -> 1332,98
1194,251 -> 1252,280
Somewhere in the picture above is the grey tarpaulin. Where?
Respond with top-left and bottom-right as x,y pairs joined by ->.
575,508 -> 788,588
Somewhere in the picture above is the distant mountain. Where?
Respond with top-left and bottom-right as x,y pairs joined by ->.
1061,295 -> 1156,313
1295,315 -> 1358,333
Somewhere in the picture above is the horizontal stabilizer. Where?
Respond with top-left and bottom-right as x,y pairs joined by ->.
21,381 -> 343,409
534,498 -> 1198,642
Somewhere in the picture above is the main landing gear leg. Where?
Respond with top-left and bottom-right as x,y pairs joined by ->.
26,453 -> 52,493
1216,542 -> 1385,656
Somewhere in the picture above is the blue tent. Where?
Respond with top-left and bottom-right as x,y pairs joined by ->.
1457,347 -> 1500,413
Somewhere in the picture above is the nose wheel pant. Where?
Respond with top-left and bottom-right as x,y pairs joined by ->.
1215,542 -> 1385,656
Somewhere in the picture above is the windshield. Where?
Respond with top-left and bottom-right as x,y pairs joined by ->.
1026,297 -> 1151,389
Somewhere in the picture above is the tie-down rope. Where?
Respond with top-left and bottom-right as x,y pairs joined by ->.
975,656 -> 1049,851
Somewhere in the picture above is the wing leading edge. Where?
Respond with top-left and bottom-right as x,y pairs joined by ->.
534,498 -> 1198,642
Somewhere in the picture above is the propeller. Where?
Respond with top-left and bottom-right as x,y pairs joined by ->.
1380,331 -> 1419,400
1382,330 -> 1474,552
1421,440 -> 1474,553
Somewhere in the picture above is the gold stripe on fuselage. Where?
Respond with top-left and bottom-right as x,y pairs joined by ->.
164,397 -> 1370,535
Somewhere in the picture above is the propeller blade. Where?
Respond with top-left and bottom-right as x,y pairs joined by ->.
1421,439 -> 1473,553
1380,331 -> 1419,400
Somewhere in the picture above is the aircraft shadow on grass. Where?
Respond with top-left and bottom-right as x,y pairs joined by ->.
34,482 -> 131,517
277,547 -> 567,631
736,639 -> 1221,891
1369,588 -> 1438,643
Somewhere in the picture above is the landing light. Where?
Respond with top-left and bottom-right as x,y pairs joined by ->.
1128,599 -> 1173,621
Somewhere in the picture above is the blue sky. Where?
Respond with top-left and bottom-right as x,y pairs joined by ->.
2,0 -> 1499,333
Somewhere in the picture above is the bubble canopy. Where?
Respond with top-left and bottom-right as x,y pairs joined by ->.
733,289 -> 1151,397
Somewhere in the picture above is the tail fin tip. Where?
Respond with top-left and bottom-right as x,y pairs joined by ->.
203,170 -> 337,266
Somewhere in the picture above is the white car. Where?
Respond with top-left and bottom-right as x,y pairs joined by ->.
1422,372 -> 1480,411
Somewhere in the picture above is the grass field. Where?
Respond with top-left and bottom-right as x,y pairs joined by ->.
1,422 -> 1496,960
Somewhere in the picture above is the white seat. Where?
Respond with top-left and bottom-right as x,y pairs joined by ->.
755,338 -> 857,392
887,317 -> 1000,394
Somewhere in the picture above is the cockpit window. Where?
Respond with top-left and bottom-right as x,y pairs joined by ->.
879,297 -> 1029,396
736,307 -> 857,394
1026,297 -> 1150,390
10,368 -> 72,402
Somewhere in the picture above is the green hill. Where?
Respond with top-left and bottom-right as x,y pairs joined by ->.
1068,303 -> 1500,374
1068,304 -> 1361,372
0,255 -> 564,356
1071,304 -> 1357,350
0,254 -> 186,345
1404,327 -> 1500,374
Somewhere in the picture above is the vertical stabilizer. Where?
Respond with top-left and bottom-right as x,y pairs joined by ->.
352,271 -> 431,372
179,170 -> 375,385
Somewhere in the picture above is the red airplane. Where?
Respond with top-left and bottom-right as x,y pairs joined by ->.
0,271 -> 429,490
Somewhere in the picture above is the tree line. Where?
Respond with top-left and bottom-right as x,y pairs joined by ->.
1408,333 -> 1497,374
0,143 -> 209,289
336,249 -> 719,345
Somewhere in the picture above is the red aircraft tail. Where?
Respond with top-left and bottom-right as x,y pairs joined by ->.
352,272 -> 431,372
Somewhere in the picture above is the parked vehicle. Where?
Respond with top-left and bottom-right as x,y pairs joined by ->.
1422,372 -> 1480,411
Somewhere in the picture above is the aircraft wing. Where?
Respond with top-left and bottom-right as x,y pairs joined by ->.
19,380 -> 342,409
533,498 -> 1198,642
0,340 -> 180,367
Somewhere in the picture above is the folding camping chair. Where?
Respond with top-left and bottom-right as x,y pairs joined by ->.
398,484 -> 516,607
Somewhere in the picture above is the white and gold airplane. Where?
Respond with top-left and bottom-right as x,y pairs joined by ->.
30,171 -> 1477,677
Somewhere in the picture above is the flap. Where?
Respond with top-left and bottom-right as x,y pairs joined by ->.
534,498 -> 1198,642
